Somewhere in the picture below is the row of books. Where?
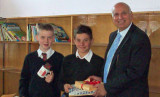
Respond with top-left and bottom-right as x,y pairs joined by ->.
27,23 -> 70,42
0,22 -> 70,42
0,23 -> 26,41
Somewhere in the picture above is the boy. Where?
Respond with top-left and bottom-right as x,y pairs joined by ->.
19,23 -> 64,97
59,25 -> 104,97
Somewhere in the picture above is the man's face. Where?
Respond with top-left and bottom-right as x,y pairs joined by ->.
36,30 -> 54,52
112,3 -> 133,31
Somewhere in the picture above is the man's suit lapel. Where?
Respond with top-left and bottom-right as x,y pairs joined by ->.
102,32 -> 117,78
104,32 -> 117,64
107,24 -> 135,77
116,24 -> 135,53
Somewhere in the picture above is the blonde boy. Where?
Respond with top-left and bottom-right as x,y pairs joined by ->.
19,23 -> 64,97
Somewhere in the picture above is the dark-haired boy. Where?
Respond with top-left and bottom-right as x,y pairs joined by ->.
59,25 -> 104,97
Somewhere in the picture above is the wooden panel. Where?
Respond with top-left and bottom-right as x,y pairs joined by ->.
4,70 -> 20,95
0,70 -> 3,96
4,43 -> 28,70
30,43 -> 39,52
133,13 -> 149,37
149,92 -> 160,97
91,46 -> 107,58
28,17 -> 72,40
73,15 -> 116,44
149,86 -> 160,97
51,44 -> 72,56
133,13 -> 160,46
148,13 -> 160,46
0,43 -> 4,68
148,48 -> 160,87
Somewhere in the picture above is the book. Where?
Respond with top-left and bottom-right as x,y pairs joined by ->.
0,25 -> 4,41
27,24 -> 38,41
51,24 -> 70,42
1,23 -> 26,41
27,23 -> 70,42
69,84 -> 95,96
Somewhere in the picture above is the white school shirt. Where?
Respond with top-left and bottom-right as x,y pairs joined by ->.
37,48 -> 55,60
76,49 -> 93,62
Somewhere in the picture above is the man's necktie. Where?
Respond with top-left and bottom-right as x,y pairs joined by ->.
103,33 -> 121,83
42,53 -> 47,61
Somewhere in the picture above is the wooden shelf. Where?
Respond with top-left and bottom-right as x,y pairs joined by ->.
151,45 -> 160,48
0,68 -> 21,73
0,12 -> 160,97
149,86 -> 160,93
0,41 -> 29,44
92,43 -> 108,47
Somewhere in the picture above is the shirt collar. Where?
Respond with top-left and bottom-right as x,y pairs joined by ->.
37,47 -> 55,59
118,22 -> 132,37
76,49 -> 93,62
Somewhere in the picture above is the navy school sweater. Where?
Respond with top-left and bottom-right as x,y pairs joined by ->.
19,51 -> 64,97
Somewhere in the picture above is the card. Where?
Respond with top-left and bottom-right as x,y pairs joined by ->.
69,84 -> 95,96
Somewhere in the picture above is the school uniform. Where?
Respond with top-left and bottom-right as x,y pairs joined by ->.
19,48 -> 64,97
59,50 -> 104,97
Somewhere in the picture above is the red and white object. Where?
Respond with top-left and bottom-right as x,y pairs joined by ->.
37,63 -> 51,78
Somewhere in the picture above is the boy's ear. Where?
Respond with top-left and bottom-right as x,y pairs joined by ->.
73,38 -> 76,43
36,35 -> 39,41
91,38 -> 94,44
52,36 -> 55,42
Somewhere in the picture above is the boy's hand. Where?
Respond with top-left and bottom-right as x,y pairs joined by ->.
45,71 -> 54,83
88,75 -> 102,81
64,84 -> 73,93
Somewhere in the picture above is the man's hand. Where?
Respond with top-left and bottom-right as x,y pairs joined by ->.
45,71 -> 54,83
88,75 -> 102,81
93,83 -> 107,97
64,84 -> 73,93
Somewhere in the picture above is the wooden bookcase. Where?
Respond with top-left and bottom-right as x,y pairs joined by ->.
0,12 -> 160,97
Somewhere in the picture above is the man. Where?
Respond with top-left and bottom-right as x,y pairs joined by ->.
89,2 -> 151,97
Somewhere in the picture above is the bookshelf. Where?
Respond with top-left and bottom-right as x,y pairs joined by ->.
0,12 -> 160,97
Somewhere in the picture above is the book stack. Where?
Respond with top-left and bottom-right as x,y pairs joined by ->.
27,24 -> 38,41
27,23 -> 70,42
52,24 -> 70,42
0,23 -> 26,41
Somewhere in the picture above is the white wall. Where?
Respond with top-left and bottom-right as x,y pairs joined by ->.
0,0 -> 160,18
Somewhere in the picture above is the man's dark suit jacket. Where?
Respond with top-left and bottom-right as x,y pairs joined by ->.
103,24 -> 151,97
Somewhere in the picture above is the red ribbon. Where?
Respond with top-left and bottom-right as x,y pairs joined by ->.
81,84 -> 83,89
80,80 -> 101,89
84,80 -> 101,85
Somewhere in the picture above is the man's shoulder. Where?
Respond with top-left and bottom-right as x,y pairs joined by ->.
110,30 -> 118,37
131,24 -> 149,38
